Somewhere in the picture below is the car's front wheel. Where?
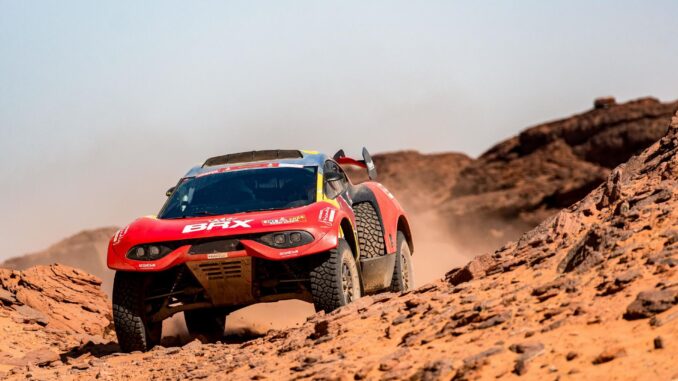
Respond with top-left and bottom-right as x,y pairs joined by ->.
112,271 -> 162,352
310,238 -> 361,312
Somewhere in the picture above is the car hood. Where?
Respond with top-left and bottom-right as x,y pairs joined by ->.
111,201 -> 338,248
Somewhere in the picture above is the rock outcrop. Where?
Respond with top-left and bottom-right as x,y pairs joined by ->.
0,264 -> 113,373
7,111 -> 676,380
446,97 -> 678,247
362,97 -> 678,254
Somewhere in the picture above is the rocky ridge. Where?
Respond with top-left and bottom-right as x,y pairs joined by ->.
0,264 -> 114,374
371,97 -> 678,254
4,112 -> 676,380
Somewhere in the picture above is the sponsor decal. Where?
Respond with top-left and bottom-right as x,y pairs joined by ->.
279,249 -> 299,257
182,218 -> 253,234
196,163 -> 301,178
112,226 -> 129,245
138,263 -> 156,269
318,207 -> 336,226
196,168 -> 227,178
207,253 -> 229,259
262,215 -> 307,226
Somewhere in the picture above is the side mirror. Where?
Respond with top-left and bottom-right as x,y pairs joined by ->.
362,147 -> 377,181
324,172 -> 345,199
166,186 -> 175,197
325,172 -> 344,182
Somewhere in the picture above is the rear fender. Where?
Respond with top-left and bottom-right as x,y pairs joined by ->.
397,215 -> 414,254
348,185 -> 387,252
350,183 -> 405,254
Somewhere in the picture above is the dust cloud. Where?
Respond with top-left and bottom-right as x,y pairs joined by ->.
226,300 -> 315,336
161,301 -> 315,344
407,210 -> 475,287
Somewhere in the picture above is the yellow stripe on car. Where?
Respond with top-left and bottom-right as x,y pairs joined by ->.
316,173 -> 340,207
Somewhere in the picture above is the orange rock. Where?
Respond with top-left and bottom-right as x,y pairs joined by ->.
592,347 -> 627,365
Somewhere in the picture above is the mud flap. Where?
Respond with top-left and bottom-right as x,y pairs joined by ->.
359,253 -> 396,293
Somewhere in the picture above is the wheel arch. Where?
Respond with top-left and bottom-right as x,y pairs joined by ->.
339,217 -> 359,260
397,215 -> 414,254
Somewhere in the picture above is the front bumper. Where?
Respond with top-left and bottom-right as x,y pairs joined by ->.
107,230 -> 337,272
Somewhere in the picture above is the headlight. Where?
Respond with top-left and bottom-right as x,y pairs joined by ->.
126,244 -> 175,261
258,231 -> 314,248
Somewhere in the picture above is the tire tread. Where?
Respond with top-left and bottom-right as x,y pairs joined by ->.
310,249 -> 342,312
354,203 -> 385,259
112,272 -> 156,352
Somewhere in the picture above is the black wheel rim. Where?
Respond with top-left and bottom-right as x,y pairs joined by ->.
342,262 -> 355,302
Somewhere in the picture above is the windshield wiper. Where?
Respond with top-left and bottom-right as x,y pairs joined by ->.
161,211 -> 219,219
236,206 -> 302,214
192,211 -> 221,217
162,205 -> 309,220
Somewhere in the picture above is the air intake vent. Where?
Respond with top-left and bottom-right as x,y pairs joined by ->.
196,261 -> 243,281
203,150 -> 303,167
189,239 -> 241,254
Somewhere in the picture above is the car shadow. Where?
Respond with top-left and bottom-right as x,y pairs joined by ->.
58,331 -> 264,362
221,332 -> 264,345
161,332 -> 264,347
59,341 -> 121,361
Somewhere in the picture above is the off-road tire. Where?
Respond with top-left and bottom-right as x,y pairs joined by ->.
310,239 -> 361,312
354,202 -> 385,259
112,272 -> 162,352
391,231 -> 414,292
184,309 -> 226,343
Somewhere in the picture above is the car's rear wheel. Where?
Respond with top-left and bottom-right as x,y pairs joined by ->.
112,271 -> 162,352
184,309 -> 226,343
390,231 -> 414,292
354,203 -> 385,259
310,239 -> 361,312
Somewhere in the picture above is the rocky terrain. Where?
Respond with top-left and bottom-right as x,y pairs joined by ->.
0,264 -> 114,374
366,97 -> 678,255
1,111 -> 676,380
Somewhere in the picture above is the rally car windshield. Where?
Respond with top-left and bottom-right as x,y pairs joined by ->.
158,166 -> 317,219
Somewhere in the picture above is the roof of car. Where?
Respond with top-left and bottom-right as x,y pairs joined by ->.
183,150 -> 328,178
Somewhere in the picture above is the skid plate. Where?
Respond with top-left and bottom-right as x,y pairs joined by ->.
186,257 -> 255,306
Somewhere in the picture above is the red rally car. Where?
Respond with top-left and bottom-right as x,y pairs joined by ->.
108,149 -> 414,351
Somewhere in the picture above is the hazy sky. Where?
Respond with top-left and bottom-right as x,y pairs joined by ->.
1,1 -> 677,259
